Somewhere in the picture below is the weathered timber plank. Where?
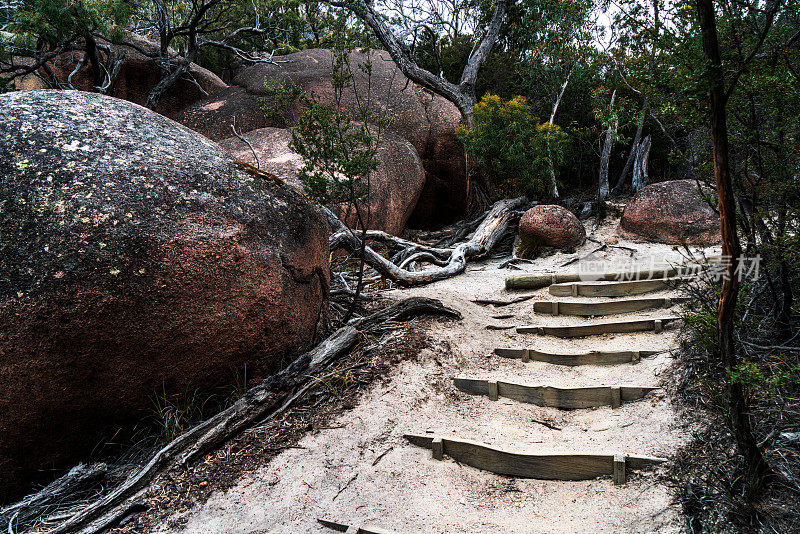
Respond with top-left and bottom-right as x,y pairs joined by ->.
403,435 -> 666,481
493,347 -> 664,365
505,266 -> 684,290
318,518 -> 399,534
516,317 -> 681,337
548,278 -> 687,297
532,297 -> 688,316
453,377 -> 657,409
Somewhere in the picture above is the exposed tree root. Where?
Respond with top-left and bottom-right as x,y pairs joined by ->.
327,197 -> 528,286
44,298 -> 460,534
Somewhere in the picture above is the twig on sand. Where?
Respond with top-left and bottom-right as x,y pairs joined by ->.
372,447 -> 393,466
532,419 -> 562,431
332,474 -> 358,501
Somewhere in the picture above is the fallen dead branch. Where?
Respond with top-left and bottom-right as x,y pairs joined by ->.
0,463 -> 107,532
44,298 -> 460,534
471,294 -> 535,307
327,197 -> 529,285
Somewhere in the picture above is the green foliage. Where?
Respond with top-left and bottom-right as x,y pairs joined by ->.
730,360 -> 800,394
261,79 -> 302,127
457,93 -> 568,198
291,94 -> 380,210
682,307 -> 719,353
9,0 -> 130,44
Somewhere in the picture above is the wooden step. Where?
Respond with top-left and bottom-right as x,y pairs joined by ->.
517,317 -> 681,337
505,266 -> 686,290
493,347 -> 665,366
549,278 -> 687,297
453,377 -> 657,409
532,297 -> 688,316
404,434 -> 666,484
318,518 -> 398,534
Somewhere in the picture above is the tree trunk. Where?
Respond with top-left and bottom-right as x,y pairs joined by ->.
145,46 -> 196,111
83,33 -> 106,91
612,99 -> 647,196
632,135 -> 651,192
695,0 -> 768,489
346,0 -> 506,213
547,71 -> 572,198
598,90 -> 617,201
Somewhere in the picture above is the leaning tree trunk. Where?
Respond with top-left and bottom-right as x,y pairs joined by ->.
632,135 -> 652,192
546,70 -> 572,199
695,0 -> 769,488
46,298 -> 460,534
145,48 -> 196,110
347,0 -> 506,214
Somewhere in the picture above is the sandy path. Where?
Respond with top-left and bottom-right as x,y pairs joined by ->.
158,217 -> 717,534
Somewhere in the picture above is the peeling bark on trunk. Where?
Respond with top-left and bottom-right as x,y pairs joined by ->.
598,90 -> 617,201
632,135 -> 652,192
612,99 -> 647,196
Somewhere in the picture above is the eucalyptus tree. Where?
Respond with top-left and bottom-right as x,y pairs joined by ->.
335,0 -> 508,127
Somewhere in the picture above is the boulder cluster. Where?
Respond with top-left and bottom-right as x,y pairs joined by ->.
177,48 -> 466,230
0,38 -> 721,501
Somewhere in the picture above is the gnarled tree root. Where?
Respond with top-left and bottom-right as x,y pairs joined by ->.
327,197 -> 528,286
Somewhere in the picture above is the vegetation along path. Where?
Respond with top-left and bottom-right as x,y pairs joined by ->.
154,217 -> 719,533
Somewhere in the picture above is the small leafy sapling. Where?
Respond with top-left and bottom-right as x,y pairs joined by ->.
265,25 -> 394,322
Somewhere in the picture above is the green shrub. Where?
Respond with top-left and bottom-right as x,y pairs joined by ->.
457,93 -> 568,198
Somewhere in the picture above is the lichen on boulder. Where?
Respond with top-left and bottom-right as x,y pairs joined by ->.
0,90 -> 329,500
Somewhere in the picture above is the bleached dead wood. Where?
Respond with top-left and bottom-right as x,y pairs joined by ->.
0,463 -> 107,531
632,135 -> 652,192
318,518 -> 399,534
47,298 -> 460,534
328,197 -> 528,285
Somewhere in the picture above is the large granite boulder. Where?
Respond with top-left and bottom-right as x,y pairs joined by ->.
619,180 -> 721,244
0,90 -> 329,499
218,127 -> 425,235
517,205 -> 586,256
28,33 -> 227,118
176,48 -> 466,228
